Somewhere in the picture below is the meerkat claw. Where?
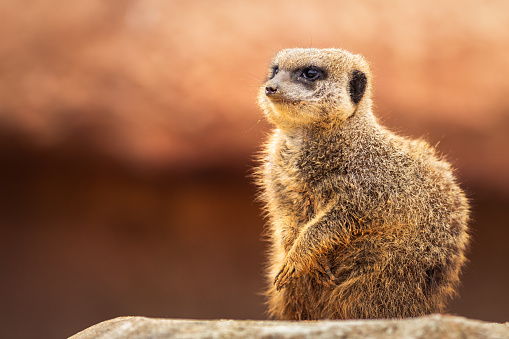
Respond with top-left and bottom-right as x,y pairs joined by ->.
275,266 -> 295,290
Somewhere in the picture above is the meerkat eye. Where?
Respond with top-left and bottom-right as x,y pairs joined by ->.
299,67 -> 325,81
269,66 -> 279,79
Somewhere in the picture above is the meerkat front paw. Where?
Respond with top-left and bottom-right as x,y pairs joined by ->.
274,255 -> 337,290
274,257 -> 304,291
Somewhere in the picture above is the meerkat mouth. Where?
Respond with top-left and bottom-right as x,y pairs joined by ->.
268,97 -> 302,106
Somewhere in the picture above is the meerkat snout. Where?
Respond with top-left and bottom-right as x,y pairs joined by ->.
265,84 -> 278,96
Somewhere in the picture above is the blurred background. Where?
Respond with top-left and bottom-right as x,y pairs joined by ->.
1,0 -> 508,338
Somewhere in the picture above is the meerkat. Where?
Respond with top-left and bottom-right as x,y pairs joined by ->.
255,48 -> 470,320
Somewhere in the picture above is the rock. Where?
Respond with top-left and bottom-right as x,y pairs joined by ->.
69,315 -> 509,339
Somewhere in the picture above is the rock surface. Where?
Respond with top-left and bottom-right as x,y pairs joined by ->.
70,315 -> 509,339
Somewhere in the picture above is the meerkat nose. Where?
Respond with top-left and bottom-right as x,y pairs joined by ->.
265,84 -> 279,96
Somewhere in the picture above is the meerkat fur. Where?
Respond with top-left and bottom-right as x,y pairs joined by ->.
255,48 -> 470,320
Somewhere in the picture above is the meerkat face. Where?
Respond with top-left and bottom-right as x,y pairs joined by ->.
258,48 -> 371,129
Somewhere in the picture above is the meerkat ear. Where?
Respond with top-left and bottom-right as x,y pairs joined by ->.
348,70 -> 367,105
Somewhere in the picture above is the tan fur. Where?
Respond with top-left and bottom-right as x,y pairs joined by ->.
255,48 -> 470,320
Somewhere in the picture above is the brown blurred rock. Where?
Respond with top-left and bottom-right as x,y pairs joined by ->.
0,1 -> 508,187
70,315 -> 509,339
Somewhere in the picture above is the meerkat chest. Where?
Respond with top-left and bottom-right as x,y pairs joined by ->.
267,144 -> 332,225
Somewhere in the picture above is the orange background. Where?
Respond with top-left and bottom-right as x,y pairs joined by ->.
1,1 -> 508,338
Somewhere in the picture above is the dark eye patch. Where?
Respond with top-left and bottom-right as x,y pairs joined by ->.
349,70 -> 367,104
298,66 -> 326,82
269,65 -> 279,79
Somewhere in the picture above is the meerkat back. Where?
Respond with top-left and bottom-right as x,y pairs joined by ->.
256,48 -> 470,320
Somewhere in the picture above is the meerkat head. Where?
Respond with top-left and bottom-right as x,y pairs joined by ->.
258,48 -> 372,130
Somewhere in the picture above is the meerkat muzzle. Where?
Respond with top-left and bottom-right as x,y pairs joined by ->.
265,84 -> 278,96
